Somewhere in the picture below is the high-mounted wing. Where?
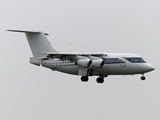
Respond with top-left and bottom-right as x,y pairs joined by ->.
41,52 -> 107,68
42,52 -> 106,60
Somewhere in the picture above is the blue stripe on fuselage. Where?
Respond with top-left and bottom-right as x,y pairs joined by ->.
103,58 -> 124,64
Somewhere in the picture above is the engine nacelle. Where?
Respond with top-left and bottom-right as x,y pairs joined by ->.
92,59 -> 105,68
76,59 -> 92,68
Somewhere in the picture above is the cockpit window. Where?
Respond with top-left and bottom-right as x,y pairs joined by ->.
126,58 -> 146,63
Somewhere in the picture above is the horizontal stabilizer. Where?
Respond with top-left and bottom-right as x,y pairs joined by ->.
7,29 -> 49,35
7,29 -> 41,33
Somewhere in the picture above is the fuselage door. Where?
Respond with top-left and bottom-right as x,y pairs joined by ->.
120,57 -> 126,67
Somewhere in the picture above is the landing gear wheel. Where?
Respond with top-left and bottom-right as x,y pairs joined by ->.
141,76 -> 146,80
81,76 -> 88,82
96,77 -> 104,83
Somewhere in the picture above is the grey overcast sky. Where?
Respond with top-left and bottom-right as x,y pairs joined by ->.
0,0 -> 159,120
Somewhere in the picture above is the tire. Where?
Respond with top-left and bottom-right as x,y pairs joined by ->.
96,77 -> 104,83
141,76 -> 146,80
81,76 -> 88,82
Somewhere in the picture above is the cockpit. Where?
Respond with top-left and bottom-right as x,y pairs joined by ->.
125,57 -> 146,63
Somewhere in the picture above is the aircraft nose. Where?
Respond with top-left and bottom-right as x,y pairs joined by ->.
146,64 -> 155,72
139,63 -> 155,73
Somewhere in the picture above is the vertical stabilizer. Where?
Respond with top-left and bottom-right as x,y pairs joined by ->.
8,30 -> 56,57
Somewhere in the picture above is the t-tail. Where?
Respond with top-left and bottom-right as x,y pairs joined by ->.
7,30 -> 56,57
8,29 -> 57,66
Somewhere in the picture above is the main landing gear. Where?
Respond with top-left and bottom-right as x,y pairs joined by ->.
96,77 -> 104,83
81,76 -> 104,84
81,76 -> 89,82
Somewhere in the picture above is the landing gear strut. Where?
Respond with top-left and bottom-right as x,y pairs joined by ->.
81,76 -> 89,82
96,77 -> 104,83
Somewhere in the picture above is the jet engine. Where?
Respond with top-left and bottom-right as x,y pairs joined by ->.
76,59 -> 92,68
92,59 -> 105,68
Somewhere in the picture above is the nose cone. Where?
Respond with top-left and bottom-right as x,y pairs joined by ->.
147,64 -> 155,72
139,63 -> 155,73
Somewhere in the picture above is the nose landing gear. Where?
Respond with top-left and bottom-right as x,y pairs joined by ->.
141,74 -> 146,80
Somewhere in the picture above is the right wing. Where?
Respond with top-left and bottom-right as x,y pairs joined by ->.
42,52 -> 106,60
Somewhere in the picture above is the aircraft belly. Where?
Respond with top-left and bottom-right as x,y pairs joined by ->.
57,63 -> 140,76
94,63 -> 139,75
93,64 -> 122,75
56,66 -> 79,75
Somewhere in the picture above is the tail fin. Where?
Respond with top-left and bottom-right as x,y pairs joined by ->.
7,29 -> 56,57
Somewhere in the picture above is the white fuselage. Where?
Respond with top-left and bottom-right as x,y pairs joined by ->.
41,53 -> 155,76
8,29 -> 155,83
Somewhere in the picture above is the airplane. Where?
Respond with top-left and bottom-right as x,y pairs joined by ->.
8,29 -> 155,83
